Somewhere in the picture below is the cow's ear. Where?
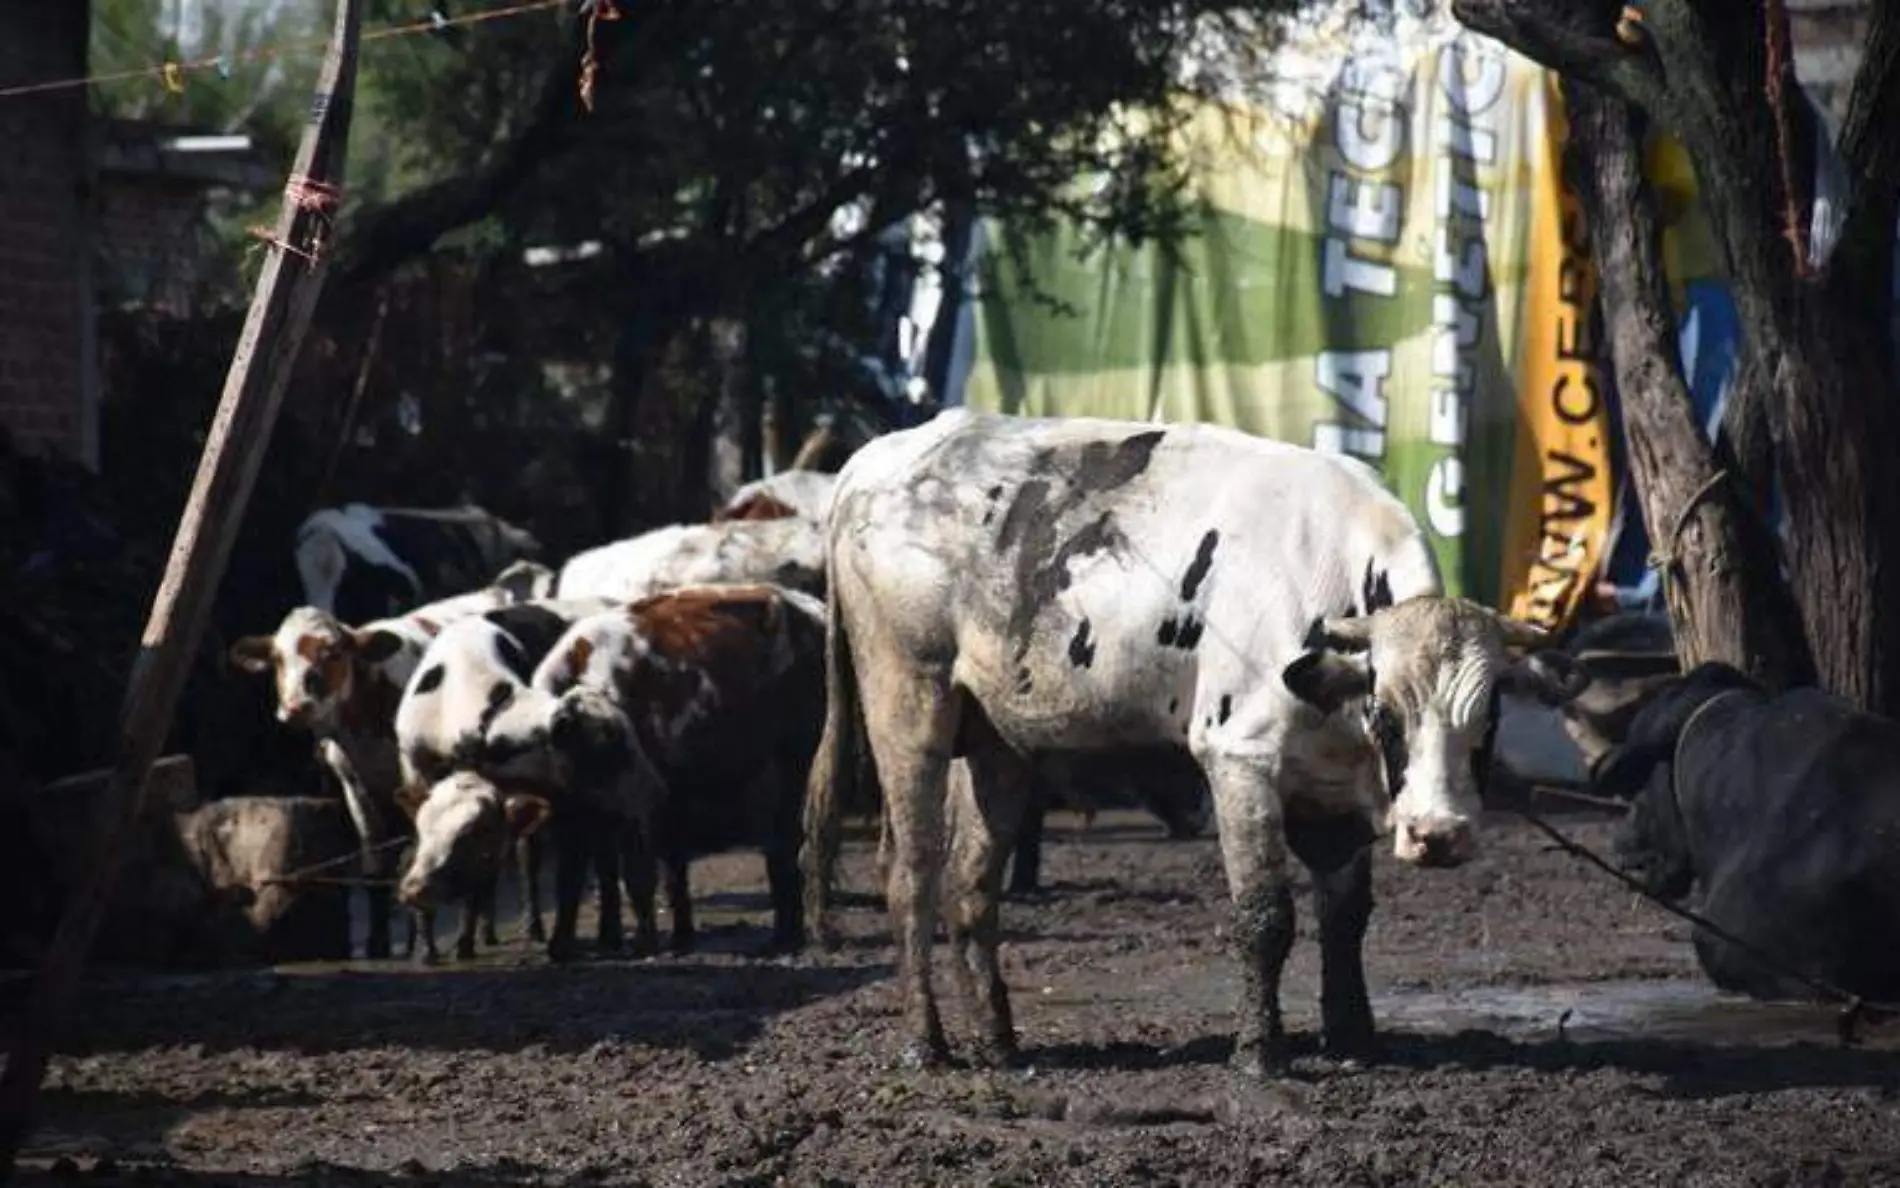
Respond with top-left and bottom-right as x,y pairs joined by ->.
227,635 -> 275,675
351,628 -> 405,665
1282,650 -> 1371,715
503,793 -> 553,838
1502,649 -> 1591,706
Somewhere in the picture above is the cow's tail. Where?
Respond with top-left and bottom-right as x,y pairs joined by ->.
800,578 -> 865,952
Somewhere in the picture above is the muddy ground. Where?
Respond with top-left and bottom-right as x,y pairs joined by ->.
9,806 -> 1900,1187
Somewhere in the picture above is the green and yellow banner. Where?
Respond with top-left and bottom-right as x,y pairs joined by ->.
957,15 -> 1615,629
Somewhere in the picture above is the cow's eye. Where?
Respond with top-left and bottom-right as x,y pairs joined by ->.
303,669 -> 325,696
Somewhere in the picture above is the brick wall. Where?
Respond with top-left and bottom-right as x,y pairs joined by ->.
0,0 -> 96,466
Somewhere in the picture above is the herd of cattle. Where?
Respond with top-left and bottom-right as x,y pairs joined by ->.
225,408 -> 1900,1075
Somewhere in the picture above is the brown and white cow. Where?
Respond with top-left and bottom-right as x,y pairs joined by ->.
226,580 -> 546,960
550,517 -> 826,603
464,583 -> 828,959
711,470 -> 837,524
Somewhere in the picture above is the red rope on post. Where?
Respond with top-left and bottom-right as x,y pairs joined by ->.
1763,0 -> 1814,279
248,173 -> 346,266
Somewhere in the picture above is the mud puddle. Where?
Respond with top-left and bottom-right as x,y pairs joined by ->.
1035,962 -> 1900,1050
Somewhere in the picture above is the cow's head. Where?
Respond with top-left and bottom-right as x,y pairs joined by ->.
397,771 -> 551,910
1282,597 -> 1590,868
227,607 -> 407,731
544,684 -> 671,822
1594,661 -> 1760,900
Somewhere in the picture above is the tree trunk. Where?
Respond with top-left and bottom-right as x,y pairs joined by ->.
1454,0 -> 1900,711
1563,81 -> 1810,685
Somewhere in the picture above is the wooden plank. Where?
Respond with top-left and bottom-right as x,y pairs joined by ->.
0,0 -> 367,1169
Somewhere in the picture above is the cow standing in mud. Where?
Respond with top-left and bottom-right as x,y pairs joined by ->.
801,409 -> 1587,1076
476,584 -> 826,959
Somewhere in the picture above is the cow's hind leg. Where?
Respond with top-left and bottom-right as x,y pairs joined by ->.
1202,753 -> 1296,1077
1005,781 -> 1048,898
860,662 -> 957,1069
944,716 -> 1033,1068
1286,813 -> 1378,1061
518,832 -> 546,944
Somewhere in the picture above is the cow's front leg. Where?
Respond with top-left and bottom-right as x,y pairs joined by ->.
1204,755 -> 1295,1078
1288,813 -> 1378,1061
592,826 -> 625,955
619,826 -> 660,957
453,893 -> 482,962
364,886 -> 394,961
662,854 -> 695,954
477,872 -> 501,950
547,817 -> 589,963
411,907 -> 440,966
944,739 -> 1032,1069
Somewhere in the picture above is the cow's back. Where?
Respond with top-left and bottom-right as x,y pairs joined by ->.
626,586 -> 826,850
827,411 -> 1439,754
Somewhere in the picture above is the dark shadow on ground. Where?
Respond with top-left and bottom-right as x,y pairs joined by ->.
2,955 -> 889,1063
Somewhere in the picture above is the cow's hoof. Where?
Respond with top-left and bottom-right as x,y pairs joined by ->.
412,950 -> 441,969
668,933 -> 696,957
896,1038 -> 951,1071
596,934 -> 625,956
969,1036 -> 1020,1071
454,940 -> 477,963
526,922 -> 547,944
630,932 -> 659,959
547,939 -> 579,965
765,929 -> 805,957
480,929 -> 501,950
1229,1038 -> 1289,1080
1322,1026 -> 1381,1066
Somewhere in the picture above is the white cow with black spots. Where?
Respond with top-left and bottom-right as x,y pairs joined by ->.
390,598 -> 617,960
801,408 -> 1589,1076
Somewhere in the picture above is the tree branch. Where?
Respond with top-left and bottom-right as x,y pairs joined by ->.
1452,0 -> 1665,108
330,52 -> 584,291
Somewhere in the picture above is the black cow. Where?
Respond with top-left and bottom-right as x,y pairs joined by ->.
295,502 -> 545,625
1595,661 -> 1900,1002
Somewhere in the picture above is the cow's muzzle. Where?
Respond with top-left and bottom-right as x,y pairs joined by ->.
1394,817 -> 1476,869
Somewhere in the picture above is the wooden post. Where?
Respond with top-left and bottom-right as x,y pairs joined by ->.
0,0 -> 366,1170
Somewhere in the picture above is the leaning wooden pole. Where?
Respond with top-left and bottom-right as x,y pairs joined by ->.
0,0 -> 366,1171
